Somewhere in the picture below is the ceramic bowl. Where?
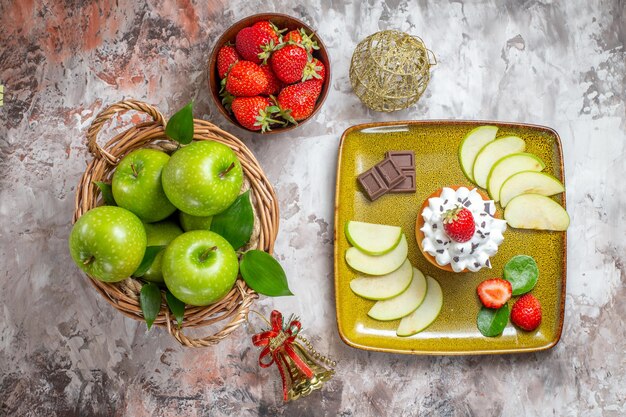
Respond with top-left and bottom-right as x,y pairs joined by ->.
208,13 -> 331,134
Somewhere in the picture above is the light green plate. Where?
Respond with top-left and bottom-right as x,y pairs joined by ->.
334,121 -> 567,355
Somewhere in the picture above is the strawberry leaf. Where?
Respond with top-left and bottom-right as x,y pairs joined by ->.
140,283 -> 162,330
165,101 -> 194,145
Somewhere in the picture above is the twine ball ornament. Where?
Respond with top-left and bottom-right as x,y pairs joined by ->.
349,30 -> 436,112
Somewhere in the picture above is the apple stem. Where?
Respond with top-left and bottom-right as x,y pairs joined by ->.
199,246 -> 218,262
219,162 -> 236,179
130,163 -> 139,177
83,256 -> 94,266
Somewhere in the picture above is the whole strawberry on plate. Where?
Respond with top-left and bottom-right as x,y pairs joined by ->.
442,206 -> 475,243
231,96 -> 283,132
277,80 -> 322,123
270,44 -> 310,84
225,61 -> 269,97
511,294 -> 542,331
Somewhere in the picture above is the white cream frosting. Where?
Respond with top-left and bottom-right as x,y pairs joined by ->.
420,187 -> 507,273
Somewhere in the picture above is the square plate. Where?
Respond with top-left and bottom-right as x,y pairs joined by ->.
334,121 -> 567,355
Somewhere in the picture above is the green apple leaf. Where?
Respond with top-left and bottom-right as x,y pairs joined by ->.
94,181 -> 116,206
504,255 -> 539,296
477,304 -> 509,337
165,101 -> 194,145
210,191 -> 254,250
239,250 -> 293,297
140,283 -> 162,330
165,291 -> 185,328
132,245 -> 166,277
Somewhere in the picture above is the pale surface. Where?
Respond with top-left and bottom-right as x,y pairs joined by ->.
0,1 -> 624,416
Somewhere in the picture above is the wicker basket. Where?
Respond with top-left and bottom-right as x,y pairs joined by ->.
73,99 -> 279,347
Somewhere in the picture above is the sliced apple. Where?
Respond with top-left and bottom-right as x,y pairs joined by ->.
473,136 -> 526,188
487,153 -> 545,201
504,194 -> 569,231
350,259 -> 413,300
458,125 -> 498,183
368,268 -> 428,321
345,234 -> 408,275
344,220 -> 402,255
500,171 -> 565,207
396,276 -> 443,336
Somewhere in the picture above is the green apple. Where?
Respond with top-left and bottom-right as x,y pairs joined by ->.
162,141 -> 243,217
367,268 -> 427,321
486,153 -> 545,201
397,276 -> 443,336
504,194 -> 569,231
458,125 -> 498,182
345,220 -> 402,255
500,171 -> 565,207
473,136 -> 526,188
345,234 -> 408,276
350,258 -> 413,300
69,206 -> 147,282
179,211 -> 213,232
142,221 -> 183,283
162,230 -> 239,306
112,149 -> 177,222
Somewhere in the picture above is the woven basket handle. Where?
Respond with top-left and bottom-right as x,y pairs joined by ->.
166,280 -> 258,348
86,99 -> 165,164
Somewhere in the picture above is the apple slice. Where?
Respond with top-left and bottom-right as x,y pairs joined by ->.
487,153 -> 545,201
350,259 -> 413,300
458,125 -> 498,183
368,268 -> 428,321
345,234 -> 408,276
473,136 -> 526,188
500,171 -> 565,207
396,276 -> 443,336
504,194 -> 569,231
345,221 -> 402,255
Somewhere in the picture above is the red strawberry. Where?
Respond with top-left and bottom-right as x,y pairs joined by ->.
277,80 -> 321,123
252,21 -> 283,44
217,45 -> 240,79
235,26 -> 276,64
259,64 -> 282,95
302,58 -> 326,82
284,29 -> 302,44
511,294 -> 542,331
231,96 -> 282,132
477,279 -> 512,309
270,44 -> 309,84
285,28 -> 319,53
442,206 -> 475,242
225,61 -> 269,97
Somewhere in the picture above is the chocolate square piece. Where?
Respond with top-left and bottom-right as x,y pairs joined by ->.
357,167 -> 388,201
389,171 -> 416,193
385,151 -> 415,169
375,158 -> 405,188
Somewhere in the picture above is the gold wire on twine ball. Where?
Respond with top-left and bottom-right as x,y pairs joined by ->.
349,30 -> 436,112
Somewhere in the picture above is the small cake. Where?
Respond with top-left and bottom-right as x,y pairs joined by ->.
416,186 -> 507,273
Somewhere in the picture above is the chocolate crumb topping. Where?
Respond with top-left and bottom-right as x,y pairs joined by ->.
436,249 -> 444,254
